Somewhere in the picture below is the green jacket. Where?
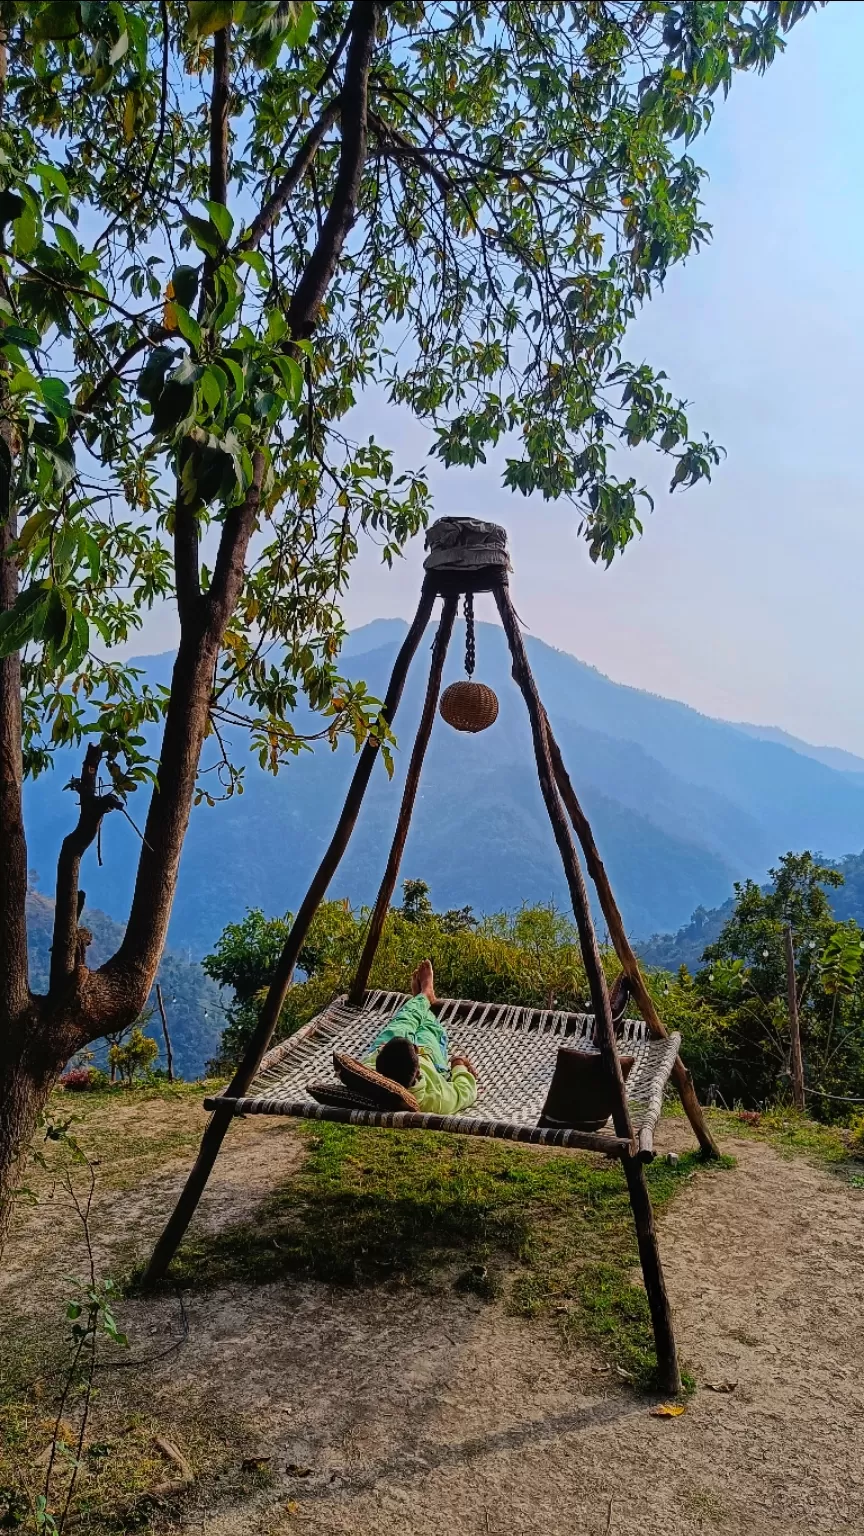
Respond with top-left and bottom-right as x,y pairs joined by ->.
364,993 -> 478,1116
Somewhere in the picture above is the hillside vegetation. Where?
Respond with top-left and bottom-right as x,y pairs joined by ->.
23,623 -> 864,960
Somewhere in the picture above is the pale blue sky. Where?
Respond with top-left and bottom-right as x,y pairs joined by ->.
134,3 -> 864,753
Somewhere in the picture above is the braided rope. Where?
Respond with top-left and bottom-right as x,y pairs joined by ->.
464,591 -> 476,677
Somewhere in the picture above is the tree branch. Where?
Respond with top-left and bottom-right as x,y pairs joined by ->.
50,746 -> 121,996
106,452 -> 266,1000
0,418 -> 28,1024
208,448 -> 266,626
173,475 -> 201,630
200,19 -> 231,311
241,96 -> 342,254
0,11 -> 28,1023
72,335 -> 151,429
286,1 -> 380,338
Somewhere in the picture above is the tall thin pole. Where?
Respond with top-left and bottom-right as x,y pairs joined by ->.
143,587 -> 437,1284
495,583 -> 680,1396
155,983 -> 174,1083
545,718 -> 720,1160
348,597 -> 458,1004
785,924 -> 806,1111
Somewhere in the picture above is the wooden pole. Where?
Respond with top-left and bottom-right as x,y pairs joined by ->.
784,923 -> 806,1111
142,587 -> 438,1284
348,596 -> 458,1005
155,983 -> 174,1083
494,584 -> 680,1395
544,720 -> 720,1160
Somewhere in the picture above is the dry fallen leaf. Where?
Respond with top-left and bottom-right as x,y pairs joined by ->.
705,1380 -> 738,1394
286,1463 -> 313,1477
650,1403 -> 686,1418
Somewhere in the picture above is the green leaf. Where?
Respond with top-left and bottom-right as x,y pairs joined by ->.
79,530 -> 102,583
151,377 -> 196,436
205,201 -> 234,244
239,248 -> 269,284
273,353 -> 304,405
137,345 -> 177,405
32,426 -> 76,489
0,324 -> 40,352
108,27 -> 129,64
182,211 -> 222,259
169,264 -> 200,309
0,584 -> 50,658
12,201 -> 39,257
200,363 -> 228,413
53,223 -> 81,263
40,377 -> 72,420
32,1 -> 81,40
287,1 -> 315,48
187,1 -> 234,39
173,305 -> 203,351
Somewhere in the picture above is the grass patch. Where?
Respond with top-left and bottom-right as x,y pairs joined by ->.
158,1124 -> 718,1390
0,1311 -> 246,1535
25,1081 -> 227,1196
701,1106 -> 855,1167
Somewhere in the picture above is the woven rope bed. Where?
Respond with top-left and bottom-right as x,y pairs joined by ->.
204,989 -> 681,1160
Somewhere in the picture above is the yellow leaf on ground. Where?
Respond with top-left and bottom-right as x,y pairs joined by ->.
650,1403 -> 686,1418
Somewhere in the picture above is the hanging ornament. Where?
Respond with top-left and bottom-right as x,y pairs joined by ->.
439,593 -> 499,733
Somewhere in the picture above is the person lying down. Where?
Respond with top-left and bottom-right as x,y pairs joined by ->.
363,959 -> 479,1114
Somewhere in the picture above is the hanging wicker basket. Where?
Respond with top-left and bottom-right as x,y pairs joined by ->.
439,680 -> 499,733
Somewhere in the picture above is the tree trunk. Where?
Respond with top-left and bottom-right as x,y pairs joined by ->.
0,1020 -> 67,1248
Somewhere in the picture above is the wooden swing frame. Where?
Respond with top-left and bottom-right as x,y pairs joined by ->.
143,522 -> 720,1395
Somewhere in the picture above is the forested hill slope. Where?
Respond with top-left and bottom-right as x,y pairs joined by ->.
22,621 -> 864,959
25,892 -> 223,1077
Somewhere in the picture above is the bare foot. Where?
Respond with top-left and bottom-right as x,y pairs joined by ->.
411,959 -> 436,1002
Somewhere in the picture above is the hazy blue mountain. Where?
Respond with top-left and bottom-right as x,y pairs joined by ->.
732,722 -> 864,777
639,849 -> 864,973
22,619 -> 864,966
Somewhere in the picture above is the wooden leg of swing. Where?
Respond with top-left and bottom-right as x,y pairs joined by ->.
544,720 -> 720,1161
142,586 -> 438,1286
348,595 -> 458,1005
495,583 -> 681,1393
621,1151 -> 681,1396
493,584 -> 634,1142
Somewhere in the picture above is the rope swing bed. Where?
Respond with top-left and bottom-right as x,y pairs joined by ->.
145,517 -> 721,1394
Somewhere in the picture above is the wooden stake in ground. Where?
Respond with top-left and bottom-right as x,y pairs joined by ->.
784,924 -> 806,1111
155,984 -> 174,1083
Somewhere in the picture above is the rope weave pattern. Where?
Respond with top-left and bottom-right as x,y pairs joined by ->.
217,992 -> 680,1157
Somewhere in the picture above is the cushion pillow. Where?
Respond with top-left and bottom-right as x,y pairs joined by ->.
307,1080 -> 388,1111
332,1052 -> 421,1112
539,1047 -> 635,1132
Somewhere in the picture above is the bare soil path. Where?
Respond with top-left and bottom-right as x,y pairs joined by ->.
7,1107 -> 864,1535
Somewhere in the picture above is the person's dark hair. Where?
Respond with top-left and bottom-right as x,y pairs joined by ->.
376,1037 -> 420,1088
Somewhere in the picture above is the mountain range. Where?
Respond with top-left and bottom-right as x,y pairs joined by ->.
22,618 -> 864,971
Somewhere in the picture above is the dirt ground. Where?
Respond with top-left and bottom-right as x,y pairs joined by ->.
7,1106 -> 864,1535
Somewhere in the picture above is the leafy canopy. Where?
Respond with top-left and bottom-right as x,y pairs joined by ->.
0,0 -> 819,796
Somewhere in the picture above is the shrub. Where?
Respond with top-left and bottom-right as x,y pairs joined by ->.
108,1026 -> 160,1087
60,1067 -> 108,1092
